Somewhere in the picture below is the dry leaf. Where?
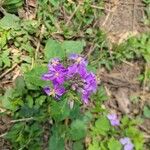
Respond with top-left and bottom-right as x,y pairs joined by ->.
115,88 -> 130,114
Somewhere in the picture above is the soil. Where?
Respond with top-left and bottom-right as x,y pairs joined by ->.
0,116 -> 12,150
100,0 -> 150,43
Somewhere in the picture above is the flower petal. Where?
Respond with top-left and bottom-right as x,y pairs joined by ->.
43,86 -> 51,95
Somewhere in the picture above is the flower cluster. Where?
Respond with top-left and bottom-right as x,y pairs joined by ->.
41,54 -> 97,104
120,137 -> 134,150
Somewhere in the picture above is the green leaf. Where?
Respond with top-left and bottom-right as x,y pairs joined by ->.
24,65 -> 48,88
50,99 -> 70,121
3,0 -> 23,13
49,134 -> 65,150
35,95 -> 46,107
15,76 -> 26,96
121,116 -> 130,127
26,95 -> 34,108
49,0 -> 60,7
2,88 -> 23,111
108,138 -> 122,150
73,141 -> 84,150
82,111 -> 93,124
143,106 -> 150,118
21,42 -> 35,55
69,119 -> 87,140
93,116 -> 110,135
44,39 -> 65,61
2,88 -> 16,111
1,49 -> 11,67
0,30 -> 9,48
62,40 -> 85,55
48,125 -> 65,150
88,140 -> 100,150
19,105 -> 39,118
96,86 -> 108,102
0,13 -> 20,29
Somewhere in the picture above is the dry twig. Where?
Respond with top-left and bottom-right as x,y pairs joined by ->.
66,3 -> 80,26
0,61 -> 22,80
35,24 -> 45,61
10,117 -> 34,123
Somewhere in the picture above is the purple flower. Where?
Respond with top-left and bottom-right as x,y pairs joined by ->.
42,55 -> 97,104
120,137 -> 134,150
69,54 -> 87,66
67,64 -> 87,77
43,86 -> 51,95
67,54 -> 88,77
51,58 -> 60,66
48,58 -> 65,71
83,72 -> 97,93
107,114 -> 120,126
42,65 -> 67,84
48,58 -> 60,67
81,91 -> 90,104
70,72 -> 96,104
78,72 -> 97,104
43,85 -> 65,98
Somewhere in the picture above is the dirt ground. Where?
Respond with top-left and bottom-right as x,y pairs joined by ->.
100,0 -> 149,43
0,116 -> 12,149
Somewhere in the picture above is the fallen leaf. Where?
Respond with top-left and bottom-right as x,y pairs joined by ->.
115,88 -> 131,114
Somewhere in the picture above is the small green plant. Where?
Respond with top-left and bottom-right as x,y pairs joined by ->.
88,115 -> 144,150
1,0 -> 23,13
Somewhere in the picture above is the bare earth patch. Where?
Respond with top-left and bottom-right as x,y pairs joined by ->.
0,116 -> 12,150
100,0 -> 149,43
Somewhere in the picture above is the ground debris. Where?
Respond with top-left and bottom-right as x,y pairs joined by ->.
100,0 -> 149,43
115,88 -> 131,114
100,62 -> 143,114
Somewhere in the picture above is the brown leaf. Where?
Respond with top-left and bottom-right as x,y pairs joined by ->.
115,88 -> 131,114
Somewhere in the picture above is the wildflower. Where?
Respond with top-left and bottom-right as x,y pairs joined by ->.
43,86 -> 65,98
67,63 -> 86,77
107,114 -> 120,126
81,90 -> 90,104
67,64 -> 87,77
82,72 -> 97,93
68,55 -> 97,104
68,54 -> 87,77
43,86 -> 51,95
42,65 -> 67,84
120,137 -> 134,150
78,72 -> 97,104
42,55 -> 97,104
48,58 -> 61,67
50,58 -> 61,66
48,58 -> 65,71
69,54 -> 87,66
